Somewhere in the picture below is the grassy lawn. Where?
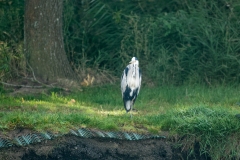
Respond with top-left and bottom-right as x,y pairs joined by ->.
1,84 -> 240,158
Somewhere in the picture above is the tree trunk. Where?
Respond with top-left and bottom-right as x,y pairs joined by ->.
24,0 -> 76,84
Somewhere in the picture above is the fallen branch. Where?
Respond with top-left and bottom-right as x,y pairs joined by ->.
0,81 -> 44,88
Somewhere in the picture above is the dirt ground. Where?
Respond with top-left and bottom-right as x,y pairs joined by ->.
0,130 -> 210,160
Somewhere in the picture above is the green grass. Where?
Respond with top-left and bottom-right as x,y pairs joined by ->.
1,84 -> 240,159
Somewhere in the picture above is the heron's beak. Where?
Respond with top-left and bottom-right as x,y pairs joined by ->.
129,60 -> 134,64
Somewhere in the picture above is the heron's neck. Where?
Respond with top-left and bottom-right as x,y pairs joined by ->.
132,64 -> 136,78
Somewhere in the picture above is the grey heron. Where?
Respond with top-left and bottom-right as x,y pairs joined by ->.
121,57 -> 142,117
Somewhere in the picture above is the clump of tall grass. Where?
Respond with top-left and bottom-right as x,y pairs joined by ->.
161,106 -> 240,159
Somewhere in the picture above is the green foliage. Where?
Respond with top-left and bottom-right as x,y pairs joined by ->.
0,0 -> 25,80
0,84 -> 6,94
0,0 -> 240,85
62,0 -> 240,85
63,0 -> 122,71
0,0 -> 24,42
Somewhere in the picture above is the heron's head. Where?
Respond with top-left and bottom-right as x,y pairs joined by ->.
129,57 -> 139,65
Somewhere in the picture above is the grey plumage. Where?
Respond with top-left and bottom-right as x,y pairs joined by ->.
121,57 -> 142,117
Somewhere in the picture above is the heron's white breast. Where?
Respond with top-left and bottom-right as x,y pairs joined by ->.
127,66 -> 140,92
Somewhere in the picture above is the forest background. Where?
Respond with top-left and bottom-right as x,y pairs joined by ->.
0,0 -> 240,86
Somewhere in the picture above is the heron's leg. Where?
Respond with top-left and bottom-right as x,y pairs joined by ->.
131,99 -> 134,111
130,107 -> 132,118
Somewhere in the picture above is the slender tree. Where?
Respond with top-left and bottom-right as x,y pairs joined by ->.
24,0 -> 76,84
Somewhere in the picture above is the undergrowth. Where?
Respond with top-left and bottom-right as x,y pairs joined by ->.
1,0 -> 240,85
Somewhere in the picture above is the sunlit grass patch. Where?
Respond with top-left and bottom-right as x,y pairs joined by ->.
0,84 -> 240,133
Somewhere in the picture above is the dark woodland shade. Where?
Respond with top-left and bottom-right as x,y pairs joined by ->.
1,0 -> 240,85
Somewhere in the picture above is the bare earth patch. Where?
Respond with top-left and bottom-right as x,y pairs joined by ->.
0,129 -> 210,160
